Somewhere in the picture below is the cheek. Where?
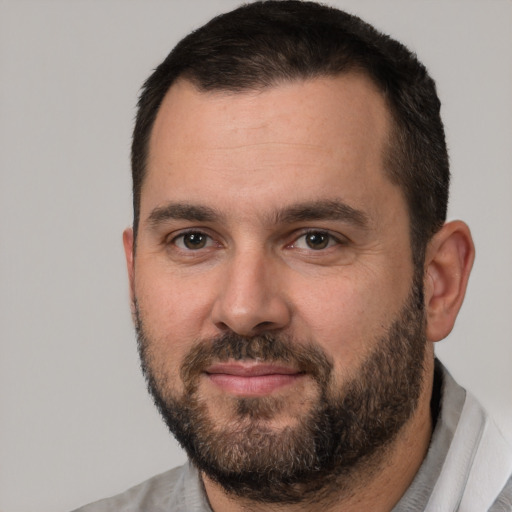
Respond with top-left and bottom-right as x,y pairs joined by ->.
134,267 -> 217,379
291,272 -> 404,371
136,258 -> 214,324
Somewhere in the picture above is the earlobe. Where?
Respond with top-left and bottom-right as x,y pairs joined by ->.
122,227 -> 136,316
424,221 -> 475,342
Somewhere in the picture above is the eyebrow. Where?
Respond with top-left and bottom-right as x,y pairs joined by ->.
273,199 -> 369,228
146,199 -> 369,229
147,203 -> 222,227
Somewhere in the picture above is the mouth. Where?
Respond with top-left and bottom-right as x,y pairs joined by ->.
204,362 -> 305,397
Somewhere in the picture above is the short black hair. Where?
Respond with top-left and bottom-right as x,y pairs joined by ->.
132,0 -> 449,266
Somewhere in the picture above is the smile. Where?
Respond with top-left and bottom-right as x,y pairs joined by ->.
204,363 -> 305,396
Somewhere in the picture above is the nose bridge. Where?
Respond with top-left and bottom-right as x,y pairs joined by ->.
211,243 -> 290,336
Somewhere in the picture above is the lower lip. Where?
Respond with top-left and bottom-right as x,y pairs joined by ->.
206,373 -> 303,396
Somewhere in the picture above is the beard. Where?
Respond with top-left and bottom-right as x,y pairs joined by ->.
135,276 -> 427,505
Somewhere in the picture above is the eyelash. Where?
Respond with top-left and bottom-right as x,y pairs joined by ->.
168,229 -> 345,252
290,230 -> 344,250
169,230 -> 217,251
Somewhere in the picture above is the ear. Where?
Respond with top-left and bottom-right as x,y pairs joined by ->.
424,220 -> 475,342
122,227 -> 136,317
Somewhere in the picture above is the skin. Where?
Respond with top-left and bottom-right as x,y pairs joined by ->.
123,74 -> 475,511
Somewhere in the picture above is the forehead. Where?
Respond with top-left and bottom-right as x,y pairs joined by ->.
149,73 -> 391,163
144,74 -> 398,224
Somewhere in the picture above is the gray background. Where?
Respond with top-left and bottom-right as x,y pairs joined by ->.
0,1 -> 511,511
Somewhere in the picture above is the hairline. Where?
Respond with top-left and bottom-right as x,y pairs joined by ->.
134,70 -> 418,258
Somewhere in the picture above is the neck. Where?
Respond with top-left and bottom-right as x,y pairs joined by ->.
203,353 -> 435,512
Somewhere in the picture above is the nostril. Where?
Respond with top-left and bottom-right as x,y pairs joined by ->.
214,319 -> 282,338
254,321 -> 275,331
215,321 -> 231,332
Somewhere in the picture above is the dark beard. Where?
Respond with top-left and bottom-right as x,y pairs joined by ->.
135,278 -> 426,504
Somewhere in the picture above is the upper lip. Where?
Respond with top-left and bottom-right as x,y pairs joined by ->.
205,362 -> 301,377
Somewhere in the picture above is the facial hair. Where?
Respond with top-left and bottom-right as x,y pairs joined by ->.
135,277 -> 427,504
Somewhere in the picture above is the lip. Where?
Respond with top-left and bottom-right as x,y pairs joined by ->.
204,363 -> 304,396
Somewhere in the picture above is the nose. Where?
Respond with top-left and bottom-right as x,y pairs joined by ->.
211,249 -> 291,336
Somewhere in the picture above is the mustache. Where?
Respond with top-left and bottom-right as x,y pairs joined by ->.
180,331 -> 334,391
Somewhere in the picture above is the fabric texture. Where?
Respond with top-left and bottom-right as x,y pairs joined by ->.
72,361 -> 512,512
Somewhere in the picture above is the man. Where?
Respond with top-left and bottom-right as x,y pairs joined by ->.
74,1 -> 512,510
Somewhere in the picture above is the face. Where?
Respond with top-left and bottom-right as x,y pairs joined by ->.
125,75 -> 427,501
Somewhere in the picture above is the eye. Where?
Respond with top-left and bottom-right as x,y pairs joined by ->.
292,231 -> 340,250
173,231 -> 214,250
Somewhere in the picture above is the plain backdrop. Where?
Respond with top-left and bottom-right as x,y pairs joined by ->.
0,1 -> 511,511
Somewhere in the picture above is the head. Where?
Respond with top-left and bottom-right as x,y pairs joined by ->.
124,0 -> 474,505
132,0 -> 450,268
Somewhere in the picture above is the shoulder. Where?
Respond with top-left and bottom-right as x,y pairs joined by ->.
71,462 -> 209,512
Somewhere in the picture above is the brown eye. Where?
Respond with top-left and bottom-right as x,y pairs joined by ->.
290,230 -> 343,251
174,232 -> 211,250
304,232 -> 330,250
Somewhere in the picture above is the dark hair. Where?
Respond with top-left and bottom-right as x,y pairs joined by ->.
132,0 -> 449,266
